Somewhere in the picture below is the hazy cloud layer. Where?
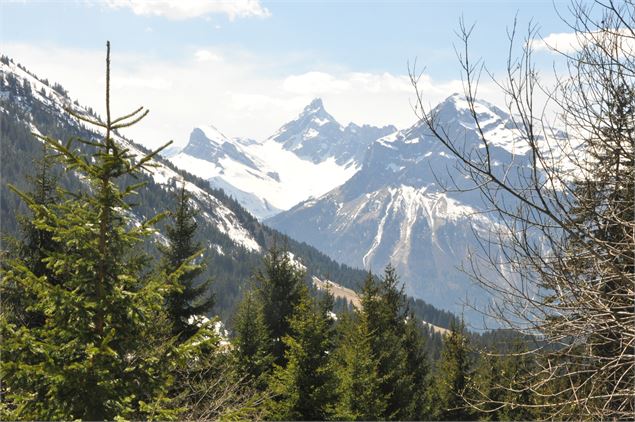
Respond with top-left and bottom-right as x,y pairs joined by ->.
2,42 -> 504,149
531,29 -> 635,55
104,0 -> 271,21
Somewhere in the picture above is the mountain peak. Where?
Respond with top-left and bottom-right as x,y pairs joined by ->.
181,124 -> 230,159
303,97 -> 325,113
432,93 -> 510,125
441,92 -> 466,106
438,92 -> 503,113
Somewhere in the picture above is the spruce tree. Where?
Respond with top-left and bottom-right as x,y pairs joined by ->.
0,42 -> 184,420
255,245 -> 304,365
359,266 -> 412,420
496,342 -> 538,421
17,145 -> 59,277
429,320 -> 473,421
469,353 -> 502,421
266,286 -> 337,421
469,341 -> 540,421
561,82 -> 635,414
160,183 -> 214,340
2,145 -> 59,328
233,290 -> 273,390
401,313 -> 430,420
333,312 -> 387,421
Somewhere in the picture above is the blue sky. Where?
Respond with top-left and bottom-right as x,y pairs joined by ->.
1,0 -> 576,148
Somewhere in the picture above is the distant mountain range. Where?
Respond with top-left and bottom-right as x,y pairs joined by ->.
0,56 -> 378,323
166,98 -> 395,219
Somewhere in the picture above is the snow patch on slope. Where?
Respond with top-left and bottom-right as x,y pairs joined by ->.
172,135 -> 359,212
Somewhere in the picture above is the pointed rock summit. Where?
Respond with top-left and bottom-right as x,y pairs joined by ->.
268,98 -> 396,165
305,97 -> 324,111
182,125 -> 230,159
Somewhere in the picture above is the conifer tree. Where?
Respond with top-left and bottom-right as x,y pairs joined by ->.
559,82 -> 635,414
0,42 -> 186,420
496,343 -> 538,421
17,145 -> 58,277
333,312 -> 387,421
429,320 -> 473,421
266,286 -> 337,421
359,267 -> 412,419
469,341 -> 539,421
469,353 -> 502,421
233,290 -> 273,390
401,314 -> 430,420
160,182 -> 214,340
255,244 -> 304,365
2,145 -> 59,328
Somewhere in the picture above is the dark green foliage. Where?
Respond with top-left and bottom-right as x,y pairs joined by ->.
429,320 -> 474,421
160,183 -> 214,340
254,245 -> 305,365
335,266 -> 431,421
333,312 -> 388,420
0,44 -> 182,420
233,290 -> 273,390
407,297 -> 456,329
266,286 -> 337,420
496,345 -> 539,421
401,315 -> 431,420
360,267 -> 410,420
562,83 -> 635,415
2,146 -> 60,329
468,341 -> 540,421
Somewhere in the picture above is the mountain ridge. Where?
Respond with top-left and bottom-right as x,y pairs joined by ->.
168,97 -> 396,219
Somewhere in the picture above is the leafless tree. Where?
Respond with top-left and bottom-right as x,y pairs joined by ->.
411,0 -> 634,419
173,351 -> 270,420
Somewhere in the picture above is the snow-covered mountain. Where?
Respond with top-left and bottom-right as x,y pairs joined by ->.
267,94 -> 539,317
270,98 -> 396,165
168,99 -> 395,219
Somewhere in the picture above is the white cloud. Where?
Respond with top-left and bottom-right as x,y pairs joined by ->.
2,42 -> 504,151
282,71 -> 413,96
104,0 -> 271,21
194,49 -> 223,62
283,72 -> 351,95
531,29 -> 635,55
530,32 -> 584,54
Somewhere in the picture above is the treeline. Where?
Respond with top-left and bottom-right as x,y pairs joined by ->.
230,252 -> 546,421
